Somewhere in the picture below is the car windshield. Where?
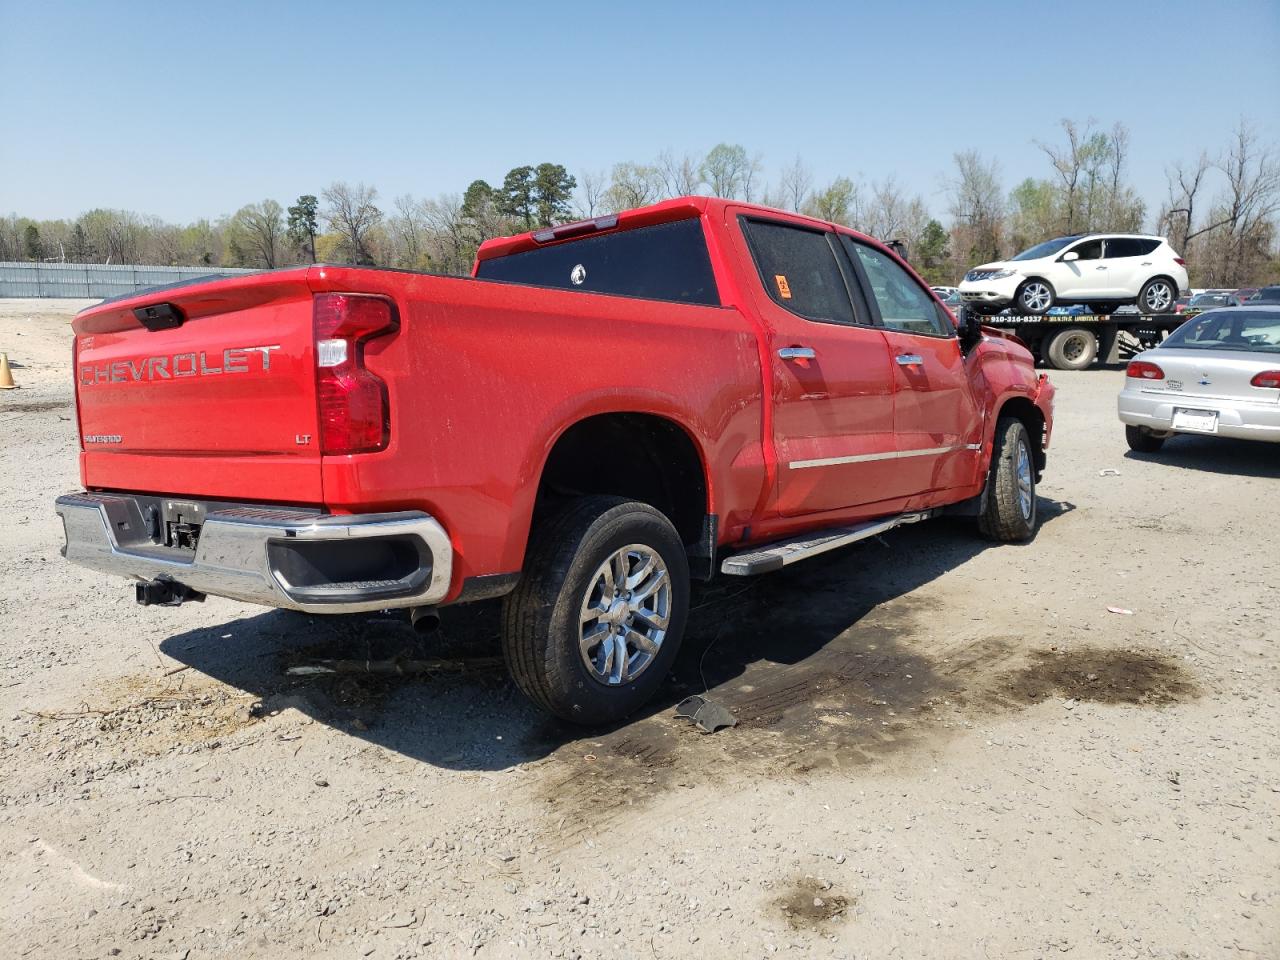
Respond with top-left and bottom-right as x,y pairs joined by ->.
1163,309 -> 1280,353
1010,236 -> 1080,261
1189,293 -> 1229,306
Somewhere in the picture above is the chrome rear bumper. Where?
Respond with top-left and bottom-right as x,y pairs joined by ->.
55,492 -> 453,614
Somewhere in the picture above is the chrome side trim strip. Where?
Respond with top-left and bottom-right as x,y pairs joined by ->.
790,444 -> 969,470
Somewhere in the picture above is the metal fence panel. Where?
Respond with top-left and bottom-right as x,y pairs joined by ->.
0,261 -> 257,299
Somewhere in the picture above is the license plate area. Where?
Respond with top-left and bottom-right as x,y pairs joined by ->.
1172,408 -> 1218,433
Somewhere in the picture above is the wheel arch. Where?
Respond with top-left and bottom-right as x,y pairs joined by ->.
1142,274 -> 1179,304
529,411 -> 713,568
993,396 -> 1047,475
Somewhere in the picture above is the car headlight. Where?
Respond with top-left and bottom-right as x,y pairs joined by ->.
987,269 -> 1016,280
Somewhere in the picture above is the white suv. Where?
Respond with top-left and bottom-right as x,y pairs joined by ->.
959,234 -> 1189,316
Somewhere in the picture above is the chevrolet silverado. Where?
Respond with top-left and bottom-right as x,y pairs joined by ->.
57,197 -> 1055,724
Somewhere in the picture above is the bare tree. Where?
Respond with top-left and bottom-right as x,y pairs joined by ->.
1159,152 -> 1213,253
226,200 -> 284,268
947,151 -> 1005,263
1037,118 -> 1096,233
391,194 -> 429,267
777,156 -> 813,212
1208,121 -> 1280,284
573,169 -> 608,218
322,181 -> 382,265
422,194 -> 473,275
656,150 -> 703,197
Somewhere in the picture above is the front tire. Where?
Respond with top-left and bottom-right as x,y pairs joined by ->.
1125,425 -> 1166,453
501,496 -> 689,725
1016,279 -> 1055,315
1138,278 -> 1176,314
978,417 -> 1039,542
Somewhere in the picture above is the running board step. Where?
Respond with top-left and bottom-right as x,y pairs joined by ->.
719,511 -> 934,576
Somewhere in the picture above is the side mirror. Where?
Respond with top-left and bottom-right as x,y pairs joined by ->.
1060,251 -> 1079,262
957,306 -> 983,353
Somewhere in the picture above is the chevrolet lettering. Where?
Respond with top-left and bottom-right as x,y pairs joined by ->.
78,344 -> 279,386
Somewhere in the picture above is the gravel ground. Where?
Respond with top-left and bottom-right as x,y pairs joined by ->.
0,298 -> 1276,959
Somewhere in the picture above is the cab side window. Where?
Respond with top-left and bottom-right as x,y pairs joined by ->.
740,219 -> 857,326
846,240 -> 951,337
1070,239 -> 1103,260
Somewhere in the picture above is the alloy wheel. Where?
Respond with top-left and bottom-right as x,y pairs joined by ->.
578,544 -> 671,686
1144,281 -> 1173,312
1021,283 -> 1052,312
1015,440 -> 1034,520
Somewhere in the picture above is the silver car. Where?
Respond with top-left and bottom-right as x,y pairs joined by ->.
1118,306 -> 1280,452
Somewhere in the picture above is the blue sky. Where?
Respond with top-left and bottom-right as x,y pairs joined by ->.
2,0 -> 1277,225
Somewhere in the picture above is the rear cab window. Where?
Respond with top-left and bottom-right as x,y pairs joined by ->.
739,218 -> 860,325
475,217 -> 720,306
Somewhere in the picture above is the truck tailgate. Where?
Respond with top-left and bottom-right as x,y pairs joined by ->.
73,270 -> 324,503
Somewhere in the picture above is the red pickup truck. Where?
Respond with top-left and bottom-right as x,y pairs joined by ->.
57,197 -> 1055,724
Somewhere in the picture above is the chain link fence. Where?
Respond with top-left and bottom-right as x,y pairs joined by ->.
0,261 -> 256,299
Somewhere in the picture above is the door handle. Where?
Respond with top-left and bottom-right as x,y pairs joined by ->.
778,346 -> 816,360
896,354 -> 923,366
1095,266 -> 1107,271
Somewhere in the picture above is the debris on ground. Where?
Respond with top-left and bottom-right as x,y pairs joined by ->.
674,695 -> 738,734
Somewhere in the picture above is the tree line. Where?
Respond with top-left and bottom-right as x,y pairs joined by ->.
2,119 -> 1276,287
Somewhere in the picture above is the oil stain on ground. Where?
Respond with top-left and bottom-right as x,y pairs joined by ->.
999,646 -> 1199,705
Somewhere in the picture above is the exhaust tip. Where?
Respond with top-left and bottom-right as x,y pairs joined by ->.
408,606 -> 440,634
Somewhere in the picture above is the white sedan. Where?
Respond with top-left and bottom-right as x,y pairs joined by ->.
1118,306 -> 1280,451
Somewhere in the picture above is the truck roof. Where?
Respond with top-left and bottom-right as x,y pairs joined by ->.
475,195 -> 882,263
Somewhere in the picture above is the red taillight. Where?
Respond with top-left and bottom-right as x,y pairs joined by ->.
1251,370 -> 1280,389
313,294 -> 398,454
1174,257 -> 1186,266
1126,360 -> 1165,380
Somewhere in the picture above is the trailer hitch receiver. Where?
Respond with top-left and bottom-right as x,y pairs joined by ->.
135,577 -> 206,607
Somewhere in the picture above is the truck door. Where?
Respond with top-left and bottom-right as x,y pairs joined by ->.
841,236 -> 984,496
727,210 -> 918,517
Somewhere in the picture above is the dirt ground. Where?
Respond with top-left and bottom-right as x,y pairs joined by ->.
0,298 -> 1276,959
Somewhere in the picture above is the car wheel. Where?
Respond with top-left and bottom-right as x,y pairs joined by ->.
501,495 -> 689,726
978,417 -> 1038,542
1016,279 -> 1055,315
1045,326 -> 1098,370
1138,278 -> 1176,313
1125,425 -> 1166,453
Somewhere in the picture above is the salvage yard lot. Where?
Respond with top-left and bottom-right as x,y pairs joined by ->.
0,299 -> 1276,959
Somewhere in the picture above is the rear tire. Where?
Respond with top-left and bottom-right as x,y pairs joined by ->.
978,418 -> 1039,543
1045,326 -> 1098,370
501,496 -> 689,726
1138,277 -> 1176,314
1125,425 -> 1166,453
1016,279 -> 1055,315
